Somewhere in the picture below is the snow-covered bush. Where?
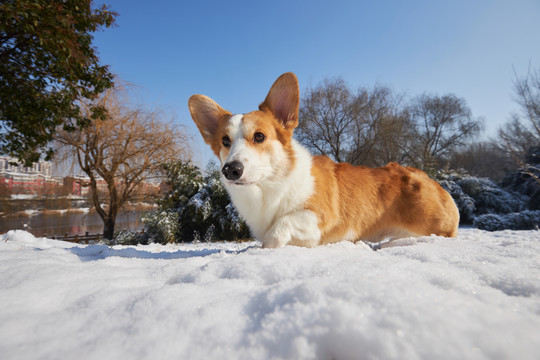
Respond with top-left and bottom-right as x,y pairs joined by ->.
141,210 -> 179,244
175,162 -> 251,242
437,177 -> 476,222
474,210 -> 540,231
501,167 -> 540,210
142,161 -> 250,244
436,170 -> 529,225
102,230 -> 144,246
458,177 -> 526,215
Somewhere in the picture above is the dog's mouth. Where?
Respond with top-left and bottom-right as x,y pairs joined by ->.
230,180 -> 255,186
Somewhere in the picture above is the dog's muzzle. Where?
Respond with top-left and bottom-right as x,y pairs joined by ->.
222,161 -> 244,181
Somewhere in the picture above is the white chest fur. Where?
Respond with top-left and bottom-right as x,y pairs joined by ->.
224,140 -> 321,247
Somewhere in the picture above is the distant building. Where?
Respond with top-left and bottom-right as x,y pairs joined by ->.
0,156 -> 52,177
62,175 -> 110,197
63,176 -> 91,197
159,181 -> 171,194
0,156 -> 60,196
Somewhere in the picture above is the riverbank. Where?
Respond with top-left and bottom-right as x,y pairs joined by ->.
1,202 -> 157,217
0,202 -> 157,237
0,196 -> 88,216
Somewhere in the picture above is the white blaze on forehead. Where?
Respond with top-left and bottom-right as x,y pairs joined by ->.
227,114 -> 244,141
220,114 -> 245,164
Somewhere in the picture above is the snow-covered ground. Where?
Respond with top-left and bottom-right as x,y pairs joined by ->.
1,229 -> 539,360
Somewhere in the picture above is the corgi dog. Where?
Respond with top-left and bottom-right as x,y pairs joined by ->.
188,73 -> 459,248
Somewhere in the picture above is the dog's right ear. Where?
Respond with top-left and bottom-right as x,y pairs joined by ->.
188,95 -> 231,144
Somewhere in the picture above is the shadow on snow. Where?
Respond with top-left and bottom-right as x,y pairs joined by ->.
68,243 -> 259,261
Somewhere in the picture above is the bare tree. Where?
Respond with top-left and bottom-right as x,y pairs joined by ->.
55,86 -> 190,239
407,94 -> 482,173
297,78 -> 411,166
347,86 -> 413,167
297,78 -> 357,162
298,78 -> 483,173
449,141 -> 513,181
371,107 -> 415,166
499,67 -> 540,183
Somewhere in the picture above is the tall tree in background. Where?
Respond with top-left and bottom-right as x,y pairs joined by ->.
347,86 -> 413,167
297,78 -> 412,167
55,86 -> 190,239
407,94 -> 482,173
0,0 -> 116,164
449,142 -> 513,181
499,67 -> 540,184
297,78 -> 357,163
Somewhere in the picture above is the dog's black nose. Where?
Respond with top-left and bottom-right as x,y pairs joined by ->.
222,161 -> 244,181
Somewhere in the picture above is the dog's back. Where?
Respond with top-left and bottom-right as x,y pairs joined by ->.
306,157 -> 459,244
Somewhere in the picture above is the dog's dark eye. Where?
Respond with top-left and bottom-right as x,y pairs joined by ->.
222,136 -> 231,147
254,132 -> 265,144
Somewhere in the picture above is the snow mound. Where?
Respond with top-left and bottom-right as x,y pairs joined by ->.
1,229 -> 539,359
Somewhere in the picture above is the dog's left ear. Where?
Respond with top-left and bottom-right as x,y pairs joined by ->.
259,72 -> 299,130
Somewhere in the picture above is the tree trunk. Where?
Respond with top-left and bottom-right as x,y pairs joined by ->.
103,216 -> 116,240
103,177 -> 120,240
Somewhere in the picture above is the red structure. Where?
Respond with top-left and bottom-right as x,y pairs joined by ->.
0,156 -> 161,200
0,156 -> 60,196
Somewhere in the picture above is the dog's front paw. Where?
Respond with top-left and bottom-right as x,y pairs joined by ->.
261,236 -> 286,249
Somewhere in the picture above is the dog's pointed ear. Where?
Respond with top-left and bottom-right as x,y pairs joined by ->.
188,95 -> 231,144
259,72 -> 299,130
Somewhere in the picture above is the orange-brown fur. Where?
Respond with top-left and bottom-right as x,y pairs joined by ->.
306,157 -> 459,243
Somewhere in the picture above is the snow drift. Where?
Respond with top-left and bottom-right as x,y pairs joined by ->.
1,229 -> 539,359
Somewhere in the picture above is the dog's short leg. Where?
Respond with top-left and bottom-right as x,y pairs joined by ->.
262,210 -> 321,248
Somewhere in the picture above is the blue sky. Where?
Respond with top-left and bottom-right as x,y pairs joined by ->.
93,0 -> 540,166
